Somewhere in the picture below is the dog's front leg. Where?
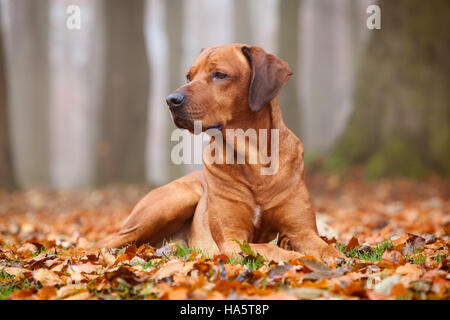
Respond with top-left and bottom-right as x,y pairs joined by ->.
97,171 -> 203,249
207,195 -> 301,263
269,187 -> 345,259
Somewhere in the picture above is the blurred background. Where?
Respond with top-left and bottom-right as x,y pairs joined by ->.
0,0 -> 448,191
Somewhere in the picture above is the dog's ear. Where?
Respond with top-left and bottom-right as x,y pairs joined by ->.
241,45 -> 293,113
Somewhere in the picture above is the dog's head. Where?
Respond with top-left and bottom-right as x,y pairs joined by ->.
166,44 -> 292,133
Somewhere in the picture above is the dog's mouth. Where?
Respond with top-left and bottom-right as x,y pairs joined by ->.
173,116 -> 223,133
173,117 -> 194,130
203,123 -> 223,131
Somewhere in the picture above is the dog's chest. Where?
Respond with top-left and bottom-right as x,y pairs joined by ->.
252,205 -> 262,228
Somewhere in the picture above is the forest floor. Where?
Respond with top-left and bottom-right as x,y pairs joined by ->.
0,169 -> 449,300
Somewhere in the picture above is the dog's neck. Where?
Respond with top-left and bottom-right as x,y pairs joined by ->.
226,97 -> 285,132
203,97 -> 302,179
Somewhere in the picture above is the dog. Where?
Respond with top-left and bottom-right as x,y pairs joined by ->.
98,44 -> 344,262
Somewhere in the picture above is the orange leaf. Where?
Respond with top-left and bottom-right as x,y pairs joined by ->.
390,283 -> 408,298
395,263 -> 423,277
125,244 -> 137,260
37,286 -> 57,300
346,236 -> 360,252
32,269 -> 64,286
382,250 -> 406,265
367,290 -> 395,300
168,287 -> 189,300
8,289 -> 36,300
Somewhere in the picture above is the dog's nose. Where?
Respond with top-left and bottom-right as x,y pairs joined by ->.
166,92 -> 186,108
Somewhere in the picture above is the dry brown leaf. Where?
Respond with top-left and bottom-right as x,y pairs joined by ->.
70,262 -> 102,274
392,234 -> 409,247
2,266 -> 29,276
367,290 -> 395,300
57,284 -> 87,299
396,263 -> 423,277
37,286 -> 57,300
99,248 -> 116,267
33,268 -> 64,286
76,237 -> 90,249
153,261 -> 184,281
346,236 -> 360,252
125,244 -> 137,260
8,289 -> 36,300
168,287 -> 189,300
268,264 -> 293,281
382,250 -> 406,265
390,283 -> 408,298
64,291 -> 91,300
17,243 -> 38,258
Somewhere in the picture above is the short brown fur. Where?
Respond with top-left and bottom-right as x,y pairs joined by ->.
98,44 -> 344,262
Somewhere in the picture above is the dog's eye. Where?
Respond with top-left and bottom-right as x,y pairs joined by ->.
213,72 -> 228,80
186,74 -> 191,82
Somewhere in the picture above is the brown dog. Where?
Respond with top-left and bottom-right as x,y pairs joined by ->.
99,44 -> 344,262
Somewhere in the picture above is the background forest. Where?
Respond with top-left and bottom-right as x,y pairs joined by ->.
0,0 -> 449,190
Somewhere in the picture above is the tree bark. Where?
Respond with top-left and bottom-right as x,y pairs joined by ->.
278,0 -> 302,138
233,0 -> 252,44
330,0 -> 450,178
0,10 -> 16,190
7,0 -> 50,187
96,0 -> 149,185
165,0 -> 185,180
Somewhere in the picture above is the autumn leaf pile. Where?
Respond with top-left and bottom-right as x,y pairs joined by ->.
0,172 -> 449,300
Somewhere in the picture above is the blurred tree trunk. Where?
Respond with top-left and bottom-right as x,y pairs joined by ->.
329,0 -> 450,178
96,0 -> 149,185
278,0 -> 302,138
7,0 -> 50,187
233,0 -> 252,44
0,16 -> 16,190
165,0 -> 185,180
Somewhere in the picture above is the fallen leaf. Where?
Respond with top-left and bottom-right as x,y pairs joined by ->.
236,268 -> 253,282
37,286 -> 57,300
391,234 -> 409,247
346,236 -> 360,252
367,290 -> 395,300
99,248 -> 116,267
443,222 -> 450,236
382,250 -> 406,265
289,287 -> 326,299
373,275 -> 401,295
268,264 -> 293,281
156,243 -> 174,258
125,244 -> 137,260
76,237 -> 90,249
153,261 -> 184,281
396,263 -> 423,277
301,257 -> 347,280
8,289 -> 36,300
216,258 -> 228,280
57,284 -> 86,299
70,262 -> 102,274
64,291 -> 90,300
168,287 -> 189,300
33,269 -> 64,286
17,243 -> 38,258
405,233 -> 426,253
390,283 -> 408,298
2,266 -> 29,276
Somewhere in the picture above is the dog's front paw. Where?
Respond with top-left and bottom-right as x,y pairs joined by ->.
320,244 -> 346,259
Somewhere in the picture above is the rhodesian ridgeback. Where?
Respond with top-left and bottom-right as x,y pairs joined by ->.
99,44 -> 344,262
